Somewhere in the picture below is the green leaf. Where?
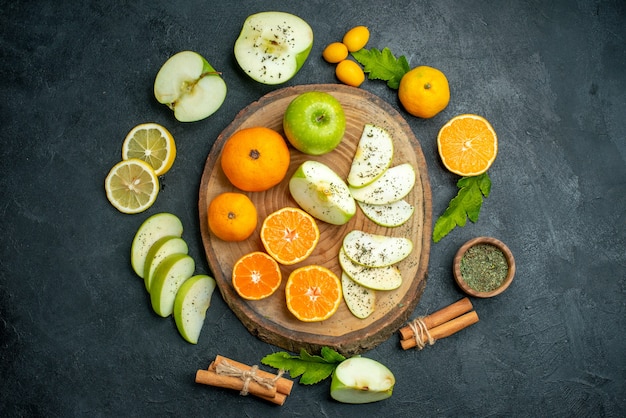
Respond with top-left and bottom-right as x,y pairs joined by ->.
432,173 -> 491,242
352,47 -> 410,89
260,347 -> 346,385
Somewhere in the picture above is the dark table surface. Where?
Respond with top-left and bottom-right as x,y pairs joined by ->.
2,1 -> 625,416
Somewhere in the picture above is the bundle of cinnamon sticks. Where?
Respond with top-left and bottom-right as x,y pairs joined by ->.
195,355 -> 293,405
399,297 -> 479,350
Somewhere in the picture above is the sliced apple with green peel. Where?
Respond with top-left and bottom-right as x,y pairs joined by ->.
347,124 -> 394,188
338,248 -> 402,291
289,160 -> 356,225
131,213 -> 183,278
149,253 -> 195,317
357,199 -> 415,228
154,50 -> 227,122
143,236 -> 189,291
173,274 -> 216,344
330,357 -> 395,404
234,11 -> 313,85
349,163 -> 416,205
343,230 -> 413,267
341,272 -> 376,319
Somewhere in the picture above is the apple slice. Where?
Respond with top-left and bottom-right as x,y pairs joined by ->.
349,163 -> 416,205
330,357 -> 395,404
234,11 -> 313,85
341,272 -> 376,319
338,248 -> 402,291
289,160 -> 356,225
343,230 -> 413,267
347,124 -> 394,188
143,236 -> 189,291
149,253 -> 195,317
357,199 -> 415,228
154,51 -> 227,122
173,274 -> 217,344
130,213 -> 183,278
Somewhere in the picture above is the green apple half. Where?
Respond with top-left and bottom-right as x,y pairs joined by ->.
130,212 -> 183,278
234,11 -> 313,85
283,91 -> 346,155
154,51 -> 227,122
289,160 -> 356,225
174,274 -> 216,344
330,357 -> 395,404
149,253 -> 195,317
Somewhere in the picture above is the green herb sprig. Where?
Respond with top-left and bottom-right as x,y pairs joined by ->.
352,47 -> 410,89
432,173 -> 492,242
261,347 -> 346,385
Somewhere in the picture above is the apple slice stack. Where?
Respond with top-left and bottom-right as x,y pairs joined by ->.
130,212 -> 217,344
339,124 -> 416,319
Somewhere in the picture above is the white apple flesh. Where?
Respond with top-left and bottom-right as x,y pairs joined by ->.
347,124 -> 394,188
338,248 -> 402,291
349,163 -> 416,205
341,272 -> 376,319
154,51 -> 227,122
130,213 -> 183,278
174,274 -> 216,344
343,230 -> 413,267
234,11 -> 313,85
289,160 -> 356,225
330,357 -> 395,404
357,199 -> 415,228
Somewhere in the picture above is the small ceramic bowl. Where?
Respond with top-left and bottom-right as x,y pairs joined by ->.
453,237 -> 515,298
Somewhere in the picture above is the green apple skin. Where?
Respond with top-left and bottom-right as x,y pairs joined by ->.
143,236 -> 189,291
283,92 -> 346,155
289,161 -> 356,225
154,50 -> 227,122
149,253 -> 195,317
130,213 -> 183,278
330,357 -> 395,404
234,11 -> 313,85
173,274 -> 216,344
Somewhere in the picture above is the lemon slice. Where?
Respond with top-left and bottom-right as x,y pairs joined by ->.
105,158 -> 159,214
122,123 -> 176,176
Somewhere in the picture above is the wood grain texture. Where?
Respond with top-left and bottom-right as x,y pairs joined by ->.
198,84 -> 432,355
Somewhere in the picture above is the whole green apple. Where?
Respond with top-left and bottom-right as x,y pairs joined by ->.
283,91 -> 346,155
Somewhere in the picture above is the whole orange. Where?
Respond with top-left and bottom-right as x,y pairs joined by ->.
398,66 -> 450,118
220,127 -> 290,192
207,192 -> 258,241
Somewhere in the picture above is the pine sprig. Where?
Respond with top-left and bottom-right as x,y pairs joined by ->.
352,47 -> 410,89
432,173 -> 492,242
261,347 -> 346,385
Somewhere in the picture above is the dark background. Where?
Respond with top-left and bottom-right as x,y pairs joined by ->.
2,1 -> 625,416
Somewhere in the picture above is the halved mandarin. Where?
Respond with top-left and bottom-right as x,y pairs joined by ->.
260,207 -> 320,265
232,252 -> 282,301
285,265 -> 342,322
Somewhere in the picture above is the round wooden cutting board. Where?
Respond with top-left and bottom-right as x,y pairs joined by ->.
199,84 -> 432,355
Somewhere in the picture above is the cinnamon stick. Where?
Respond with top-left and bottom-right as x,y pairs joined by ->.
212,355 -> 293,396
400,310 -> 479,350
399,297 -> 473,340
195,367 -> 277,399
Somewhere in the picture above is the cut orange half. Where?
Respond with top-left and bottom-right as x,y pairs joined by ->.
260,207 -> 320,265
232,252 -> 282,300
285,265 -> 342,322
437,114 -> 498,176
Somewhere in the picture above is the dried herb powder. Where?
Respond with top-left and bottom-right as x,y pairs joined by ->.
460,244 -> 508,292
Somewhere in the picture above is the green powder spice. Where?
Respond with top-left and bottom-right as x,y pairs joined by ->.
460,244 -> 508,292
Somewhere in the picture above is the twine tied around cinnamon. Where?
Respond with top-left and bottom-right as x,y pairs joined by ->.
215,360 -> 284,396
407,316 -> 436,349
